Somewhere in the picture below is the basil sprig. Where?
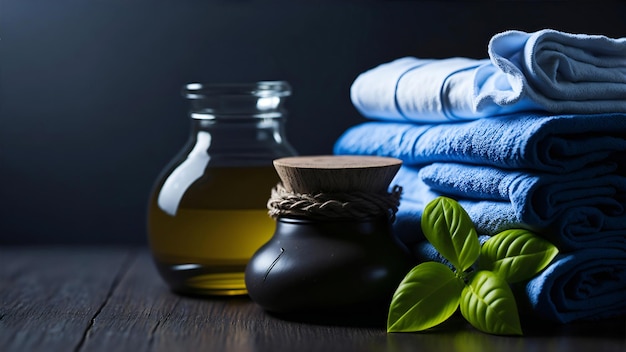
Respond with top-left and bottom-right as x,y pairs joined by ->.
387,196 -> 559,336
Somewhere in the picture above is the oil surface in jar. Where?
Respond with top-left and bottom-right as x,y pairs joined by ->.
148,165 -> 279,296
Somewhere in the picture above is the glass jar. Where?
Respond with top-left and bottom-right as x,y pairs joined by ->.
147,81 -> 297,296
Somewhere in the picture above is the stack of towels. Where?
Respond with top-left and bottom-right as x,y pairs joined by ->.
334,29 -> 626,324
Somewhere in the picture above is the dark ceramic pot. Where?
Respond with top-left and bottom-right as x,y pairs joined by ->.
244,215 -> 414,315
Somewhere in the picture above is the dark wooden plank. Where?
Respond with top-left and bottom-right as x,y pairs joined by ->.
150,295 -> 388,352
76,248 -> 182,351
1,247 -> 624,352
81,250 -> 626,352
77,250 -> 388,352
0,246 -> 135,352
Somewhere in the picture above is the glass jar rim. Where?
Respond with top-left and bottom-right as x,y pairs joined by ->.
183,81 -> 291,99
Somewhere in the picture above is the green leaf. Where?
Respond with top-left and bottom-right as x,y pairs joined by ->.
479,229 -> 559,283
421,196 -> 480,272
460,271 -> 522,336
387,262 -> 465,332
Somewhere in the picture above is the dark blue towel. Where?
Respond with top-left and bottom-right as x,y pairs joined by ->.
414,242 -> 626,324
523,248 -> 626,323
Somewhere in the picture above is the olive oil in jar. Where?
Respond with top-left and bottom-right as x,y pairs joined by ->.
147,81 -> 297,296
148,166 -> 280,295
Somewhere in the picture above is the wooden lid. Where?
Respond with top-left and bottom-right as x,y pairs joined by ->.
273,155 -> 402,193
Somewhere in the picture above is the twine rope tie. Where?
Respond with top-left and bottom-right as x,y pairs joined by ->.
267,183 -> 403,221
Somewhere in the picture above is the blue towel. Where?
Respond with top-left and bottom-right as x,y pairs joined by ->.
333,113 -> 626,174
419,161 -> 623,203
522,249 -> 626,323
419,162 -> 626,244
350,29 -> 626,123
393,165 -> 626,251
414,241 -> 626,323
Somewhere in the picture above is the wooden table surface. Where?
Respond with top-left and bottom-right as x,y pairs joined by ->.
1,246 -> 624,352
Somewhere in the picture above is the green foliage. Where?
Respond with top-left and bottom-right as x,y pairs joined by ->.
479,229 -> 560,284
421,197 -> 480,272
460,271 -> 522,335
387,262 -> 464,332
387,197 -> 559,336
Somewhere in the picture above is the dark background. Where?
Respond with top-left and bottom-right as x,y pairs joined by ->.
1,0 -> 624,245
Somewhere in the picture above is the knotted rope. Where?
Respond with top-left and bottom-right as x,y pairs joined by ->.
267,183 -> 403,221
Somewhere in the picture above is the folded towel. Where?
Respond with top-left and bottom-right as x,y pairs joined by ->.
393,165 -> 626,251
414,241 -> 626,323
419,162 -> 626,227
351,57 -> 493,122
350,29 -> 626,123
333,113 -> 626,174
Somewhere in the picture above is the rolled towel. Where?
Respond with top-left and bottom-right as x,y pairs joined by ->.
521,248 -> 626,323
414,241 -> 626,323
393,165 -> 626,251
333,113 -> 626,173
350,29 -> 626,123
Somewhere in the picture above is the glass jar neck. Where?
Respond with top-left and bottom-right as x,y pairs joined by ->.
189,116 -> 287,138
181,81 -> 296,164
184,81 -> 291,120
184,80 -> 291,140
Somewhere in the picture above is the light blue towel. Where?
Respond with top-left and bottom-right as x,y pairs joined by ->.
351,29 -> 626,123
415,241 -> 626,323
394,165 -> 626,251
333,113 -> 626,174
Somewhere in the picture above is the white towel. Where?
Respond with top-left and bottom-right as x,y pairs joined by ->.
350,29 -> 626,123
